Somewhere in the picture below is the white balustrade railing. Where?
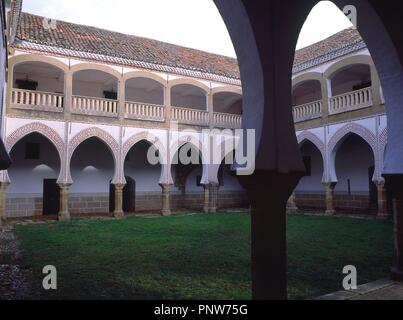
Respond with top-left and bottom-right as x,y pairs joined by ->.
329,87 -> 373,115
213,112 -> 242,128
11,89 -> 64,112
72,95 -> 118,117
293,100 -> 322,122
125,101 -> 165,122
171,107 -> 210,126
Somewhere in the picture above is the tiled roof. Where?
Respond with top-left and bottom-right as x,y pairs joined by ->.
293,27 -> 366,73
14,12 -> 240,84
12,12 -> 367,82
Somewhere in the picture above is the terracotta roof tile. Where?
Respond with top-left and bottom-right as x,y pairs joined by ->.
13,12 -> 366,81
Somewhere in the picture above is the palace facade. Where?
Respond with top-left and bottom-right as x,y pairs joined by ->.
0,7 -> 389,220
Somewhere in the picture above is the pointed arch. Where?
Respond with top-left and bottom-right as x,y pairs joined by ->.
68,127 -> 120,182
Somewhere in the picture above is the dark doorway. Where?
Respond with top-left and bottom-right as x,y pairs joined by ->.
43,179 -> 60,215
109,177 -> 136,213
368,166 -> 377,208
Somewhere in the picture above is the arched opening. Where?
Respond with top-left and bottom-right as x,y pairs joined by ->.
123,140 -> 162,213
334,133 -> 376,213
329,64 -> 372,97
12,61 -> 65,110
72,69 -> 118,100
216,151 -> 247,210
171,143 -> 204,211
292,80 -> 322,106
70,137 -> 115,215
171,84 -> 207,111
125,77 -> 164,106
294,140 -> 324,211
7,133 -> 61,217
213,92 -> 242,114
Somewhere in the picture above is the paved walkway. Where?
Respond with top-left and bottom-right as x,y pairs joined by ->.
315,278 -> 403,300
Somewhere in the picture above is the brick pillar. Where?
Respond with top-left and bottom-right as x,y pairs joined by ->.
58,183 -> 71,221
0,182 -> 9,225
160,183 -> 171,216
113,183 -> 125,218
286,192 -> 298,213
324,182 -> 337,216
376,180 -> 389,220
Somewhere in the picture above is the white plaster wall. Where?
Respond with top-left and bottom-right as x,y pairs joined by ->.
7,134 -> 60,196
124,141 -> 161,192
171,91 -> 207,110
73,79 -> 118,99
14,71 -> 64,93
335,134 -> 374,192
125,86 -> 164,105
70,138 -> 114,193
295,142 -> 324,192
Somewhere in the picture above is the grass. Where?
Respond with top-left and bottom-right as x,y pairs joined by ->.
13,212 -> 393,300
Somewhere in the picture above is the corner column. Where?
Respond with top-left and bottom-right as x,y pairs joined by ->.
160,183 -> 172,216
58,183 -> 71,221
0,181 -> 9,226
113,183 -> 125,218
324,182 -> 337,216
64,72 -> 73,119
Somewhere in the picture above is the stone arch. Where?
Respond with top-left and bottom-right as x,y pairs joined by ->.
328,123 -> 377,182
297,131 -> 326,182
292,72 -> 323,88
70,63 -> 122,80
212,85 -> 242,96
68,127 -> 120,183
6,122 -> 65,181
297,131 -> 325,160
380,128 -> 388,158
323,54 -> 374,80
9,54 -> 69,74
168,78 -> 210,93
122,132 -> 168,185
123,71 -> 167,87
170,135 -> 208,184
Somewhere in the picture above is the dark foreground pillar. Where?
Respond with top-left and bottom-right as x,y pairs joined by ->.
240,171 -> 302,300
384,175 -> 403,281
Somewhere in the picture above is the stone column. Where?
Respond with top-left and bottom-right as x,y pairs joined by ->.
64,72 -> 73,119
164,85 -> 171,124
113,183 -> 125,218
58,183 -> 71,221
286,192 -> 299,214
118,78 -> 125,122
324,182 -> 337,216
203,183 -> 219,213
203,184 -> 210,213
160,183 -> 172,216
384,175 -> 403,281
370,64 -> 382,106
376,180 -> 389,219
207,91 -> 214,129
0,182 -> 9,225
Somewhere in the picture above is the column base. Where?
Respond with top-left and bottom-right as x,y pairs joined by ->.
58,212 -> 71,221
376,212 -> 391,220
325,209 -> 336,216
391,267 -> 403,282
286,206 -> 299,214
161,209 -> 171,217
113,211 -> 125,219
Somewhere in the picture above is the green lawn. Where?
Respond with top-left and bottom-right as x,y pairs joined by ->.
14,213 -> 393,300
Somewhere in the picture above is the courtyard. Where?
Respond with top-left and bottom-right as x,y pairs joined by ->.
0,212 -> 393,300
